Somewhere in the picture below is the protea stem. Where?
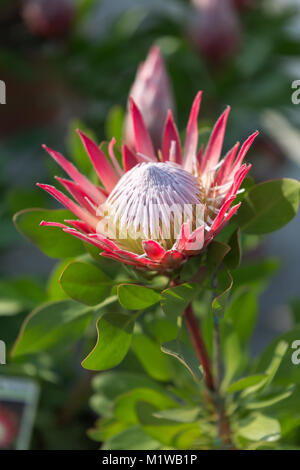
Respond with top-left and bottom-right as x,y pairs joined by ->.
183,304 -> 215,391
183,303 -> 234,448
213,315 -> 234,447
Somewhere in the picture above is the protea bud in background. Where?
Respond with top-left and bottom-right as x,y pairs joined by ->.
232,0 -> 253,10
189,0 -> 241,63
124,46 -> 174,153
21,0 -> 73,38
37,91 -> 258,273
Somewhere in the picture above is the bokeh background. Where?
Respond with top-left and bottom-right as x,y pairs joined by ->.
0,0 -> 300,449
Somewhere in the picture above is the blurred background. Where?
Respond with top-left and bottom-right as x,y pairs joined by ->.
0,0 -> 300,449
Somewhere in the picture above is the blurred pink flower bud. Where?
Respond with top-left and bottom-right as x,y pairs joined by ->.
190,0 -> 241,63
124,46 -> 174,153
21,0 -> 73,38
232,0 -> 253,10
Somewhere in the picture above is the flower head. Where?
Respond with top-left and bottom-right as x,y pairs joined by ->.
124,46 -> 174,153
38,69 -> 258,273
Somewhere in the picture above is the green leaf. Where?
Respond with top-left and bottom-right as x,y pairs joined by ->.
231,258 -> 279,290
114,387 -> 177,424
88,417 -> 127,443
161,339 -> 202,384
245,388 -> 294,410
212,270 -> 233,313
227,375 -> 267,394
13,209 -> 85,258
0,278 -> 45,315
224,228 -> 241,270
132,334 -> 174,382
12,300 -> 93,357
153,407 -> 200,423
90,372 -> 164,417
60,260 -> 113,306
82,312 -> 136,371
237,413 -> 281,442
103,425 -> 160,450
160,283 -> 197,318
136,402 -> 200,447
254,331 -> 300,386
105,105 -> 125,143
290,299 -> 300,325
207,241 -> 231,275
224,289 -> 257,345
47,260 -> 70,301
180,255 -> 203,282
236,178 -> 300,234
245,341 -> 288,395
118,284 -> 160,310
0,299 -> 24,317
148,317 -> 188,345
221,325 -> 245,390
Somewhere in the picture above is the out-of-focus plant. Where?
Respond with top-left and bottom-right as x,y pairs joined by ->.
10,43 -> 300,450
21,0 -> 74,38
189,0 -> 241,64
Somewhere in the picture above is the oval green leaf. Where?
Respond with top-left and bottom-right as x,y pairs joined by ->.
60,261 -> 113,306
13,208 -> 85,258
12,300 -> 93,357
132,334 -> 174,382
160,283 -> 197,318
236,178 -> 300,234
82,312 -> 135,371
118,284 -> 160,310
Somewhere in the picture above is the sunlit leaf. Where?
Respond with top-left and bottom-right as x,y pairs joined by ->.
12,300 -> 93,357
236,179 -> 300,234
132,333 -> 174,382
161,339 -> 202,383
82,312 -> 136,370
118,284 -> 160,310
13,209 -> 84,258
60,260 -> 113,305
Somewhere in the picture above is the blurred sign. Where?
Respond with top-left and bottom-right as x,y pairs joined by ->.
0,376 -> 39,450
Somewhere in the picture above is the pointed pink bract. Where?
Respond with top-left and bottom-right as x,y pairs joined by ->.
77,129 -> 119,193
129,98 -> 155,160
183,91 -> 202,172
162,110 -> 182,164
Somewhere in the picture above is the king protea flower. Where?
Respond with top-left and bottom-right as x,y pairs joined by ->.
37,92 -> 258,273
124,46 -> 174,153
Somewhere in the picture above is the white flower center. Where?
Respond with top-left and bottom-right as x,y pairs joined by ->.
99,162 -> 204,252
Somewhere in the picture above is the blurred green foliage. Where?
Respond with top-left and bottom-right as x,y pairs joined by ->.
1,0 -> 300,450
